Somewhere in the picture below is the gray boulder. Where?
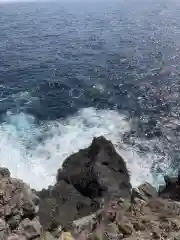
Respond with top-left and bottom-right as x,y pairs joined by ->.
0,167 -> 39,220
0,218 -> 9,240
18,218 -> 42,239
131,182 -> 158,202
37,137 -> 131,231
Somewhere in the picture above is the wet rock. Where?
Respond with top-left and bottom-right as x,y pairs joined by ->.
38,137 -> 131,230
164,175 -> 177,186
0,168 -> 10,180
159,174 -> 180,200
138,182 -> 158,198
132,182 -> 157,202
158,185 -> 165,194
4,139 -> 180,240
57,137 -> 131,201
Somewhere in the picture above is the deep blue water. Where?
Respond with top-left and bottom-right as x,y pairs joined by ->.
0,0 -> 180,189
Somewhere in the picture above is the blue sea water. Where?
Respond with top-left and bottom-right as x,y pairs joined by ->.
0,0 -> 180,189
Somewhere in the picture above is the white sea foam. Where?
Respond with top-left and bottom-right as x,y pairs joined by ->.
0,107 -> 169,190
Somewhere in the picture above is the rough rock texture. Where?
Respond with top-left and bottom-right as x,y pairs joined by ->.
0,167 -> 45,240
57,137 -> 131,201
159,174 -> 180,200
0,168 -> 39,220
39,231 -> 56,240
2,136 -> 180,240
131,182 -> 158,202
72,181 -> 180,240
0,218 -> 9,240
37,180 -> 98,230
18,217 -> 42,239
37,137 -> 131,231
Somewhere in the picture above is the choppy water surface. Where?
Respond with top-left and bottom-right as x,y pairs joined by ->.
0,0 -> 180,189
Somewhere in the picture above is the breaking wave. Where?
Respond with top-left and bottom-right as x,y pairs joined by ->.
0,106 -> 174,190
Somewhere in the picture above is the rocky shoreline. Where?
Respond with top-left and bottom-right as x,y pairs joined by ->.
1,136 -> 180,239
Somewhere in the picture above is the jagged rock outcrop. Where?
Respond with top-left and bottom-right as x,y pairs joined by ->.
37,136 -> 131,231
57,136 -> 131,200
37,180 -> 98,230
72,181 -> 180,240
0,167 -> 46,239
2,136 -> 180,240
159,174 -> 180,200
131,182 -> 158,202
0,168 -> 39,222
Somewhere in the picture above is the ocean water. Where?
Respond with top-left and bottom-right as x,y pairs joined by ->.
0,0 -> 180,190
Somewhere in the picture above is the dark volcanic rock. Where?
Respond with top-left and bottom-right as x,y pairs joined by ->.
3,138 -> 180,240
159,174 -> 180,200
37,137 -> 131,231
57,136 -> 131,200
0,168 -> 10,179
37,180 -> 98,230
